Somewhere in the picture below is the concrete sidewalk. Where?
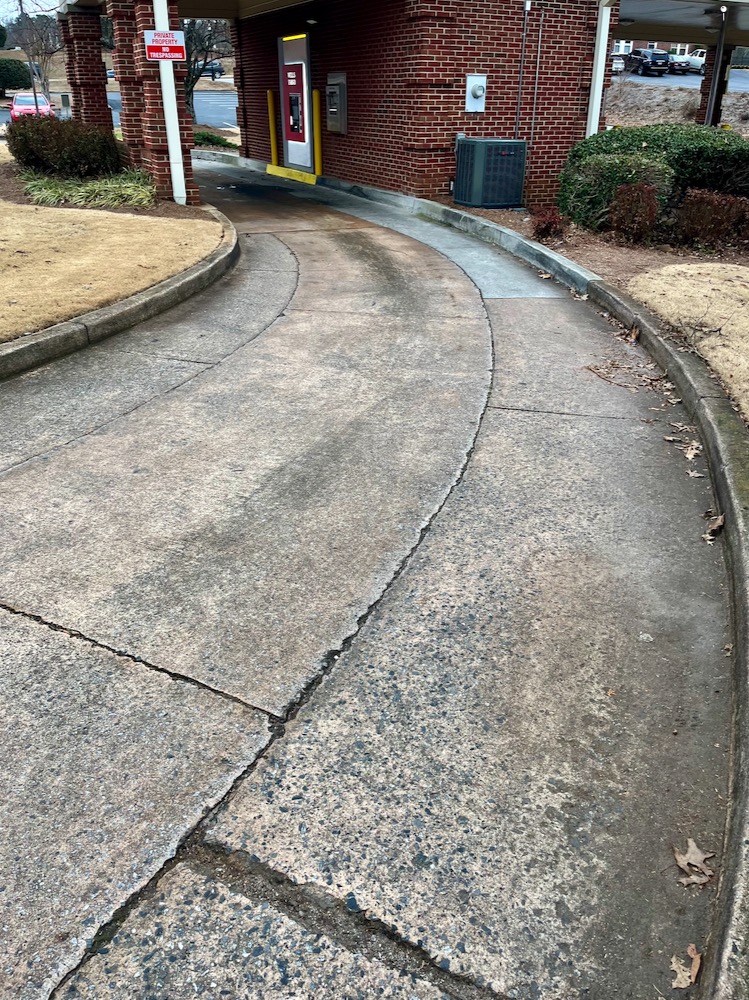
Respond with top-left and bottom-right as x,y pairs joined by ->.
0,164 -> 731,1000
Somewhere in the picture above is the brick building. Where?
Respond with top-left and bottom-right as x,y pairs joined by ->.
58,0 -> 624,207
58,0 -> 749,207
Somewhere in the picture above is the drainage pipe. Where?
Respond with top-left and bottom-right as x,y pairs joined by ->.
152,0 -> 187,205
514,0 -> 531,140
529,2 -> 545,146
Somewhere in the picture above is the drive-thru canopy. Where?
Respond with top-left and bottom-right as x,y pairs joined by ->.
58,0 -> 749,205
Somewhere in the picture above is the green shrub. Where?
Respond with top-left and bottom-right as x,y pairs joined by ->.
7,118 -> 121,179
609,183 -> 660,242
21,169 -> 156,209
675,188 -> 749,246
566,124 -> 749,198
194,130 -> 235,148
558,152 -> 674,230
0,58 -> 31,98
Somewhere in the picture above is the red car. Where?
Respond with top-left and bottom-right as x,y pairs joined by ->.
9,93 -> 56,121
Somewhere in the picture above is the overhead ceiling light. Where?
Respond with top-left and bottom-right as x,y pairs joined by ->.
618,18 -> 634,26
306,18 -> 318,24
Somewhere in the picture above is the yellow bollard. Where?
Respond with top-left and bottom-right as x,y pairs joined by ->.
267,90 -> 279,167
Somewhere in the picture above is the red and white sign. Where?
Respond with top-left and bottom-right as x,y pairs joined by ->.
144,30 -> 186,62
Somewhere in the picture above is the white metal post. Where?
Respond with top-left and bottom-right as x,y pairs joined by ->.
586,0 -> 615,138
153,0 -> 187,205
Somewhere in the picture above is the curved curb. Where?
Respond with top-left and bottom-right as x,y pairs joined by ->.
0,205 -> 240,382
583,280 -> 749,1000
192,156 -> 749,992
409,201 -> 749,996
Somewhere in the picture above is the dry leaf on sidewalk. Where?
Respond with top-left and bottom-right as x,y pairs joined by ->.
702,514 -> 725,545
673,838 -> 716,886
687,944 -> 702,984
687,470 -> 705,479
671,955 -> 692,989
678,441 -> 703,461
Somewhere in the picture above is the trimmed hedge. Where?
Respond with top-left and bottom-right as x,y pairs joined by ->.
558,152 -> 674,230
7,118 -> 121,179
0,59 -> 31,97
565,124 -> 749,198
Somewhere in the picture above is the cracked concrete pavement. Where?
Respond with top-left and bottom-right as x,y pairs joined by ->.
0,164 -> 732,999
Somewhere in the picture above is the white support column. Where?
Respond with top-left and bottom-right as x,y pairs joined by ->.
153,0 -> 187,205
586,0 -> 616,138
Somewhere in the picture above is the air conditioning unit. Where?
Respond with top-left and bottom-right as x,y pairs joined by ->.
454,138 -> 527,209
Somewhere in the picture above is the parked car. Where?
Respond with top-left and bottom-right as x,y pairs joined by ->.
201,60 -> 225,78
9,92 -> 55,121
668,53 -> 691,75
625,48 -> 670,76
687,49 -> 707,74
611,54 -> 625,75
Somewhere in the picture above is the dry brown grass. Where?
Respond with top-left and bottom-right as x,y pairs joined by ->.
629,263 -> 749,418
0,200 -> 223,342
606,74 -> 749,136
0,145 -> 12,166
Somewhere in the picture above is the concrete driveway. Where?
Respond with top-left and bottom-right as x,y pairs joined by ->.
0,165 -> 731,1000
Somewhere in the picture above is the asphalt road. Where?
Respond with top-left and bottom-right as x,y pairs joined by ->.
108,89 -> 239,128
624,66 -> 749,91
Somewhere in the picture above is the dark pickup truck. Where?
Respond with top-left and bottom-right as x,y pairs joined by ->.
625,48 -> 670,77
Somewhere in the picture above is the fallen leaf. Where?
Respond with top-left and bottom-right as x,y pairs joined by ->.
673,838 -> 716,886
724,643 -> 734,657
687,470 -> 705,479
680,872 -> 711,887
671,955 -> 691,989
687,944 -> 702,984
539,271 -> 552,279
678,441 -> 703,461
664,436 -> 683,443
702,513 -> 726,544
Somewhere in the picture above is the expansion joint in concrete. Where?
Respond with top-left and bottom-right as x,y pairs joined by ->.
184,844 -> 507,1000
0,600 -> 279,722
47,291 -> 495,1000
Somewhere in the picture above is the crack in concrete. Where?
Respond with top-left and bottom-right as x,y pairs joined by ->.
486,403 -> 648,421
0,600 -> 281,722
187,845 -> 506,1000
45,270 -> 497,1000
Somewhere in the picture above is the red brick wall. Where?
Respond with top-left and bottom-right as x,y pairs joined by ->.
235,0 -> 618,207
63,9 -> 113,130
106,0 -> 199,204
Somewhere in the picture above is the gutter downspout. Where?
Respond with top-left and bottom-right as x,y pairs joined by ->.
514,0 -> 531,140
586,0 -> 615,138
529,2 -> 545,146
153,0 -> 187,205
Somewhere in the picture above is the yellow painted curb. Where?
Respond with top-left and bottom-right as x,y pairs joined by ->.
266,164 -> 317,185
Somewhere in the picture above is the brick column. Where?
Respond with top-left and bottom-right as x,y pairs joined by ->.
696,46 -> 734,126
107,0 -> 144,165
130,0 -> 199,204
232,18 -> 251,158
62,9 -> 112,129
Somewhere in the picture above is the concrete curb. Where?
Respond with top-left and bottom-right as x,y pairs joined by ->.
192,153 -> 749,991
0,205 -> 240,382
583,282 -> 749,1000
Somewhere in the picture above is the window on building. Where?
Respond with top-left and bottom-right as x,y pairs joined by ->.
673,43 -> 688,55
647,41 -> 657,50
613,39 -> 633,54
